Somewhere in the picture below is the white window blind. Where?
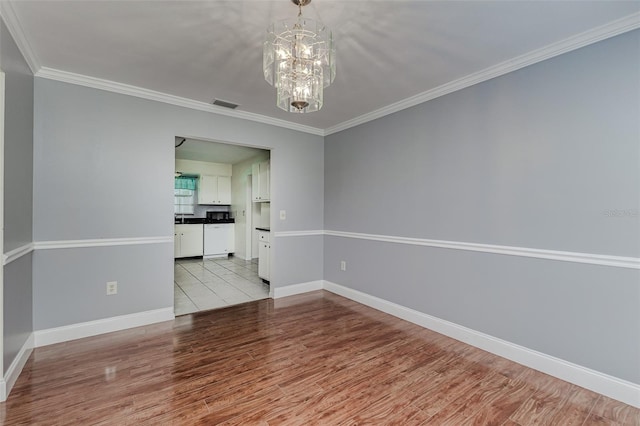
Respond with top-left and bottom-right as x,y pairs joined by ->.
174,188 -> 195,215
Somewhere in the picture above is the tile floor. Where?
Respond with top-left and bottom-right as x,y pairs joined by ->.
174,256 -> 270,316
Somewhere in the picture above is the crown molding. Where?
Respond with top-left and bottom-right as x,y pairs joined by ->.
325,12 -> 640,136
7,5 -> 638,137
0,1 -> 40,73
35,67 -> 325,136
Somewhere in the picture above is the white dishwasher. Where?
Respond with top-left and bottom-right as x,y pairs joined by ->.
204,223 -> 234,258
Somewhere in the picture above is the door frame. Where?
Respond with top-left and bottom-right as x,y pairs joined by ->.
0,70 -> 6,383
245,177 -> 253,260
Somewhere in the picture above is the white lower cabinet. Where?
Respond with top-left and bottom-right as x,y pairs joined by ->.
174,224 -> 204,258
257,231 -> 270,281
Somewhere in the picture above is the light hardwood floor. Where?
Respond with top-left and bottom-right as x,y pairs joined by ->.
2,291 -> 638,425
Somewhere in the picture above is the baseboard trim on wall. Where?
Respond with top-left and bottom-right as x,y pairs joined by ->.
325,230 -> 640,270
3,243 -> 34,265
0,332 -> 35,401
271,280 -> 324,299
33,236 -> 173,250
232,254 -> 252,261
33,307 -> 175,347
322,281 -> 640,408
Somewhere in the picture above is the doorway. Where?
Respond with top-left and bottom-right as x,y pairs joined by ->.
172,137 -> 271,315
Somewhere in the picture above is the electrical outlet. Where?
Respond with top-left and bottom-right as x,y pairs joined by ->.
106,281 -> 118,295
340,261 -> 347,271
280,210 -> 286,220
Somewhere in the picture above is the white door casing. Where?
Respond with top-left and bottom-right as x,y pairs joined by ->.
0,71 -> 6,386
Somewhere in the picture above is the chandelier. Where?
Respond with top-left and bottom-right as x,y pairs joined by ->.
263,0 -> 336,113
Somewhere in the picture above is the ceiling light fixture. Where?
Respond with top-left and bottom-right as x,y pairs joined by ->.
263,0 -> 335,113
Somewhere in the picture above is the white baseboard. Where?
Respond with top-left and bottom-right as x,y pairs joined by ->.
271,280 -> 324,299
33,308 -> 175,347
203,254 -> 228,259
0,333 -> 35,401
321,281 -> 640,408
11,282 -> 639,407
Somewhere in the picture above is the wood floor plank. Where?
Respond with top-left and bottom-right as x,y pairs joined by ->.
545,386 -> 601,425
425,372 -> 510,424
1,290 -> 636,425
592,394 -> 640,426
508,387 -> 572,425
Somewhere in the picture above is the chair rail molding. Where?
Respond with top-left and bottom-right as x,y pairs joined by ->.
324,230 -> 640,270
33,236 -> 173,250
3,243 -> 34,265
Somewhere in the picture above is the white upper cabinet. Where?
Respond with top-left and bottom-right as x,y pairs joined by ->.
198,175 -> 231,205
252,160 -> 270,202
217,176 -> 231,204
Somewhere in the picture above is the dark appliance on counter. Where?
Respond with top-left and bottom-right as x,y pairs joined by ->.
206,211 -> 231,221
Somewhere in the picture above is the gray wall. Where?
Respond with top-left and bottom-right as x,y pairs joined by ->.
1,18 -> 34,373
324,30 -> 640,384
3,254 -> 32,372
33,245 -> 172,329
2,20 -> 33,251
33,78 -> 324,329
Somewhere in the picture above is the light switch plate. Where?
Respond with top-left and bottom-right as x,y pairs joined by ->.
106,281 -> 118,295
280,210 -> 286,220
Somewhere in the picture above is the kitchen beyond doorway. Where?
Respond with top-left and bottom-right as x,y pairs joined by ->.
174,136 -> 271,266
174,256 -> 269,315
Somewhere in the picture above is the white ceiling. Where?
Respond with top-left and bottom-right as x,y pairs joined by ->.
175,137 -> 268,164
3,1 -> 640,133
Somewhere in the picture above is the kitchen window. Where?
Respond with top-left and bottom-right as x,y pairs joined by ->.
175,176 -> 197,215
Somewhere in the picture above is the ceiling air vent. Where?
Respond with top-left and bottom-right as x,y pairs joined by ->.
212,99 -> 239,109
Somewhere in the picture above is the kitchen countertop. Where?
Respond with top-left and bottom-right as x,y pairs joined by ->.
255,227 -> 270,232
175,218 -> 235,225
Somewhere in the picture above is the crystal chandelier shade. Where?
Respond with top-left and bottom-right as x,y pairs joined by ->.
263,1 -> 335,113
